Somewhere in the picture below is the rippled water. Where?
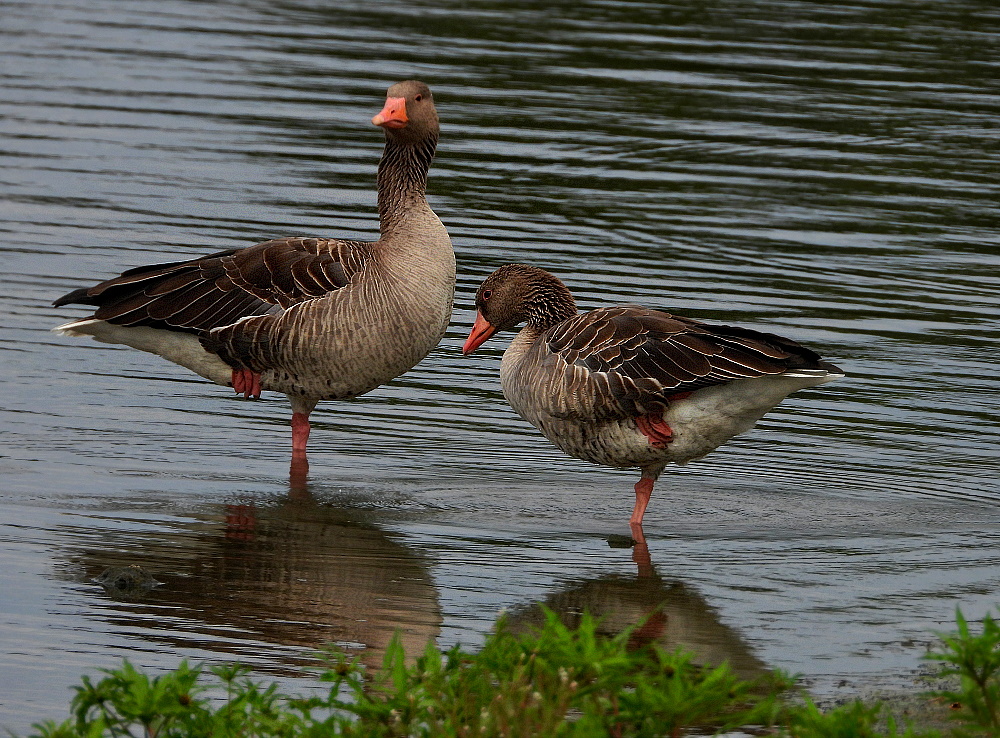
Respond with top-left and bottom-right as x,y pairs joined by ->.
2,0 -> 999,731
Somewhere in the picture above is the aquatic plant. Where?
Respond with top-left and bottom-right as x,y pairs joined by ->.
782,698 -> 934,738
924,607 -> 1000,737
27,605 -> 1000,737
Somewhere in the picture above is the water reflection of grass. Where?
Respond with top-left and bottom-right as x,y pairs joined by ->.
28,607 -> 1000,737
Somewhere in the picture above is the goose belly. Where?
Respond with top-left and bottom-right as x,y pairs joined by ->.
259,281 -> 452,401
259,328 -> 440,401
529,415 -> 671,470
510,372 -> 838,471
660,374 -> 833,463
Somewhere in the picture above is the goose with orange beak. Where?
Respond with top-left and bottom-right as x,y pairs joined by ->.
54,81 -> 455,472
463,264 -> 843,539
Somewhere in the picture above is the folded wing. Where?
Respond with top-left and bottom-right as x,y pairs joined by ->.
543,306 -> 827,418
53,237 -> 371,334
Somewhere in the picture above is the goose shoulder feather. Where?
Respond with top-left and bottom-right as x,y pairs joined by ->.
513,305 -> 833,421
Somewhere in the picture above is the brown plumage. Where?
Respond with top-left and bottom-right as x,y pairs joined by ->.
54,81 -> 456,466
463,264 -> 843,534
54,239 -> 356,331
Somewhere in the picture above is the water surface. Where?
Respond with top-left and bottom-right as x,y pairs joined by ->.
2,0 -> 999,731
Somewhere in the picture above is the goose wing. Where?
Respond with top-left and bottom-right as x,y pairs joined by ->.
542,306 -> 825,418
53,237 -> 371,334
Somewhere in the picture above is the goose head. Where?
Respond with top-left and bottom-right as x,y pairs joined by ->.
372,80 -> 439,144
463,264 -> 577,354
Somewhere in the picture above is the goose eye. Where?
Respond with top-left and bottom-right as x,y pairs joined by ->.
481,289 -> 493,300
415,94 -> 423,102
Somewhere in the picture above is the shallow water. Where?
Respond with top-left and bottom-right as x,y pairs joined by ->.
2,0 -> 999,731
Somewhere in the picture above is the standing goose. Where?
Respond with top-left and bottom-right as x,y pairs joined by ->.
54,80 -> 455,465
463,264 -> 843,536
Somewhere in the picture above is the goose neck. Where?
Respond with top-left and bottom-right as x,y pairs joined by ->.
525,290 -> 577,333
377,133 -> 438,236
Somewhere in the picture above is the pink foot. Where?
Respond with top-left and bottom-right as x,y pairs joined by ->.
231,368 -> 261,399
636,414 -> 673,448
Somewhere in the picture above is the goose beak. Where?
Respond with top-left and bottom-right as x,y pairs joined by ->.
463,312 -> 497,355
372,97 -> 408,128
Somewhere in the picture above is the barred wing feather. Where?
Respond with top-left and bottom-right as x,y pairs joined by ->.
542,306 -> 825,419
53,237 -> 371,334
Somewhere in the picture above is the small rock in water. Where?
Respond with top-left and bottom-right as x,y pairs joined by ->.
94,565 -> 162,600
606,534 -> 639,549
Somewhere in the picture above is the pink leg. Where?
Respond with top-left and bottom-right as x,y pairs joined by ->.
631,476 -> 655,526
291,411 -> 311,454
231,368 -> 262,399
636,414 -> 673,449
630,478 -> 655,576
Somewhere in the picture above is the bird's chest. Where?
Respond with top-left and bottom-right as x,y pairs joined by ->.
264,260 -> 454,400
500,344 -> 659,469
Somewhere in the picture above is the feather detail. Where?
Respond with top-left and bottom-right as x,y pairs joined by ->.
54,237 -> 370,335
540,305 -> 833,420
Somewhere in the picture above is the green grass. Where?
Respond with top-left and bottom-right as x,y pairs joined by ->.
24,606 -> 1000,737
924,608 -> 1000,737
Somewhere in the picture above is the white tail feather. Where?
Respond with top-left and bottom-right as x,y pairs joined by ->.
53,319 -> 232,386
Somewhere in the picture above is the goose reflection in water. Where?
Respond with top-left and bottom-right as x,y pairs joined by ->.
64,465 -> 764,681
506,538 -> 768,681
65,481 -> 441,672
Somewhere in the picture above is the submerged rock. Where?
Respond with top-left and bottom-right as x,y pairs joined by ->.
94,564 -> 162,600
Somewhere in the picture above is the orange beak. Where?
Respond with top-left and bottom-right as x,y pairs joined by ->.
372,96 -> 408,128
463,312 -> 497,355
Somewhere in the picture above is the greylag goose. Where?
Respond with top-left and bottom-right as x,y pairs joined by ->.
53,80 -> 455,464
462,264 -> 843,535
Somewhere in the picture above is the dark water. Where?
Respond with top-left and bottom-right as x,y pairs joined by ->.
2,0 -> 1000,731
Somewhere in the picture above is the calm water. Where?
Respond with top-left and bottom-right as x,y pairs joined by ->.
2,0 -> 999,731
